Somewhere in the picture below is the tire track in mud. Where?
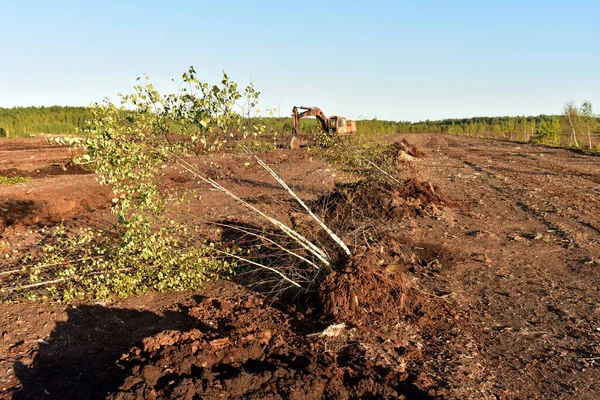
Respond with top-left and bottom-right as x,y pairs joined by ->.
455,147 -> 599,252
397,133 -> 600,399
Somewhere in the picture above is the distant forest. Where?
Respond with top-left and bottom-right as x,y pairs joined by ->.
0,106 -> 92,137
262,113 -> 599,149
1,106 -> 598,149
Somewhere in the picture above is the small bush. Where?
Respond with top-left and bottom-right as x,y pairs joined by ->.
239,139 -> 276,153
0,175 -> 30,185
1,68 -> 258,302
2,225 -> 234,302
311,134 -> 406,183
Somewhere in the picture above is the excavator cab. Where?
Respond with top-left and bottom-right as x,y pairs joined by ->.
329,116 -> 355,135
330,116 -> 345,133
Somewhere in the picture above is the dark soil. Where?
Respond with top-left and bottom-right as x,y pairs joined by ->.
108,285 -> 432,400
0,163 -> 92,179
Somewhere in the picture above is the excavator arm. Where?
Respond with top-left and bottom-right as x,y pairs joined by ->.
292,106 -> 329,136
289,105 -> 356,148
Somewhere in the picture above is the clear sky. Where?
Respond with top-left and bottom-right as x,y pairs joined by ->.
1,1 -> 598,121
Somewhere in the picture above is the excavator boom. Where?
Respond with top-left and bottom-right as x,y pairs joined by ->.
292,106 -> 330,135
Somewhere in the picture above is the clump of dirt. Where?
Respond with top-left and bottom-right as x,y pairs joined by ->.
382,139 -> 425,160
0,199 -> 52,228
0,168 -> 28,178
397,178 -> 448,204
109,291 -> 421,400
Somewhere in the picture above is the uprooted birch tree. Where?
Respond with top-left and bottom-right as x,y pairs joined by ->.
2,67 -> 351,301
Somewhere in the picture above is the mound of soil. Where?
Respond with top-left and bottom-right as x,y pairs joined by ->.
109,291 -> 424,400
0,162 -> 92,179
383,139 -> 425,160
0,192 -> 109,230
318,178 -> 450,234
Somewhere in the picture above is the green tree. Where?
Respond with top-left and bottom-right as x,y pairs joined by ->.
534,117 -> 561,145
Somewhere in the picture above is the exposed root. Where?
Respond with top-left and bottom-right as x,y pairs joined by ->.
319,249 -> 407,328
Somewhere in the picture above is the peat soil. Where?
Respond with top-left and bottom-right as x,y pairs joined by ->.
0,134 -> 599,399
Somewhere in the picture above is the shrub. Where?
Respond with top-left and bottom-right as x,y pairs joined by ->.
0,175 -> 30,185
534,117 -> 561,145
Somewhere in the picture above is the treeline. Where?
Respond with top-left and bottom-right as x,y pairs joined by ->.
2,106 -> 598,150
259,114 -> 599,147
410,114 -> 600,148
257,115 -> 555,138
0,106 -> 92,137
301,113 -> 599,150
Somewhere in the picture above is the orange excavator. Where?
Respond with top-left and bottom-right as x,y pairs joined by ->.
290,106 -> 356,149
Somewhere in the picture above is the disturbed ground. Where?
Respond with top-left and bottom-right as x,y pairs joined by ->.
0,134 -> 599,399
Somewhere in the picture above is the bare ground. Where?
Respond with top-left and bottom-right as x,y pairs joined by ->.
0,134 -> 599,399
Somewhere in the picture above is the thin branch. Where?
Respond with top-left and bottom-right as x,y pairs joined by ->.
5,277 -> 68,291
361,157 -> 402,184
209,247 -> 302,288
0,269 -> 22,277
3,268 -> 133,292
173,154 -> 332,269
208,221 -> 322,270
0,256 -> 106,278
240,142 -> 351,257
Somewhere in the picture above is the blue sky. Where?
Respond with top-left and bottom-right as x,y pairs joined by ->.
1,1 -> 598,121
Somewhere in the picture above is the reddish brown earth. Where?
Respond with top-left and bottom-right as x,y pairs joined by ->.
0,134 -> 599,399
0,139 -> 111,247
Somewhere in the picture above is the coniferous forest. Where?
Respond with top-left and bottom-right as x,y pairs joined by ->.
0,106 -> 92,138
